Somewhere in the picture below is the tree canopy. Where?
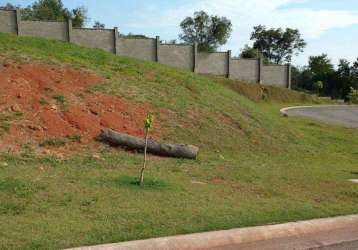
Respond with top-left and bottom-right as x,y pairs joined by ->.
179,10 -> 232,52
93,21 -> 105,29
1,0 -> 88,27
240,45 -> 260,59
250,25 -> 306,64
122,33 -> 150,39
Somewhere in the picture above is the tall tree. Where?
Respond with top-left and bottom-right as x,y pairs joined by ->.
30,0 -> 66,21
307,54 -> 337,97
352,58 -> 358,77
70,6 -> 87,28
308,54 -> 334,80
291,66 -> 314,91
179,10 -> 232,52
250,25 -> 306,64
336,59 -> 353,99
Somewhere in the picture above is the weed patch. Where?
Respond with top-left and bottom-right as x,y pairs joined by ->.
40,138 -> 66,147
113,176 -> 169,190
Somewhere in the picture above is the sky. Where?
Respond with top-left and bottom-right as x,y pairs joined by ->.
2,0 -> 358,66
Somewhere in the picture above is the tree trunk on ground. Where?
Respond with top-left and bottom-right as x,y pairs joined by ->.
98,129 -> 199,160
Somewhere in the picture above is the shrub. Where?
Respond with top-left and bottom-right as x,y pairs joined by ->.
313,81 -> 323,94
53,95 -> 66,104
348,87 -> 358,104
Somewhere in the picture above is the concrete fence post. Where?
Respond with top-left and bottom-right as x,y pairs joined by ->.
258,57 -> 263,84
155,36 -> 160,62
227,50 -> 231,78
66,18 -> 72,42
113,27 -> 119,55
15,8 -> 21,36
193,42 -> 198,72
287,63 -> 292,89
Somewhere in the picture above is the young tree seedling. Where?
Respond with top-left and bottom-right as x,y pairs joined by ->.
139,113 -> 154,186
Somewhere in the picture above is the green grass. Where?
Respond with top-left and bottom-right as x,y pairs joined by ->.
66,134 -> 82,143
39,138 -> 66,147
0,111 -> 23,136
0,32 -> 358,249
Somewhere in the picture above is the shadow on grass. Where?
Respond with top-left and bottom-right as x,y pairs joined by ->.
113,176 -> 169,191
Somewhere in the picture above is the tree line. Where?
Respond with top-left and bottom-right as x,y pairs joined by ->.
1,1 -> 357,102
292,55 -> 358,101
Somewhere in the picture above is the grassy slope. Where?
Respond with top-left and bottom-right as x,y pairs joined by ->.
0,33 -> 358,249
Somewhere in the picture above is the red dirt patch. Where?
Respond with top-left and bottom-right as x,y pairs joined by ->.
0,63 -> 157,153
211,176 -> 225,185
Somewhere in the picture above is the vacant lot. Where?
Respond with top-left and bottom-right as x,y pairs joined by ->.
0,33 -> 357,249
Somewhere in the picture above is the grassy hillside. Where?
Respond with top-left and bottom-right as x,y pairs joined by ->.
0,32 -> 358,249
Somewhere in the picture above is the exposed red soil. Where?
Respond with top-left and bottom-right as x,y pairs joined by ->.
0,63 -> 157,153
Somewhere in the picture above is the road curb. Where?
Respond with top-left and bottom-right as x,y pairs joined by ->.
67,214 -> 358,250
279,104 -> 355,116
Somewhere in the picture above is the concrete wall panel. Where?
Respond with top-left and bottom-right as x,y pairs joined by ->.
117,38 -> 156,61
197,52 -> 227,76
159,44 -> 193,70
0,10 -> 16,34
262,65 -> 288,87
230,59 -> 259,83
21,21 -> 67,41
72,28 -> 114,52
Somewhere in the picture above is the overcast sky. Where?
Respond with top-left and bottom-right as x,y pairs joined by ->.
3,0 -> 358,66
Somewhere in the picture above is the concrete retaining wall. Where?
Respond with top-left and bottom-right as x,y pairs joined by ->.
72,28 -> 115,53
262,65 -> 288,88
159,44 -> 194,70
230,59 -> 259,83
0,9 -> 291,88
117,38 -> 156,61
21,20 -> 67,41
0,10 -> 16,33
197,52 -> 228,76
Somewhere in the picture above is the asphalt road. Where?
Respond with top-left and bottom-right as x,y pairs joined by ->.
209,225 -> 358,250
281,105 -> 358,128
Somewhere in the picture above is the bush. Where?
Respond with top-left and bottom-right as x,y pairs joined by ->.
348,87 -> 358,104
313,81 -> 323,94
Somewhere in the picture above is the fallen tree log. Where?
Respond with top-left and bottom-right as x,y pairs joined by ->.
98,129 -> 199,160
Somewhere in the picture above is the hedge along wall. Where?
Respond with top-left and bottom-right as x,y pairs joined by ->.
0,9 -> 291,88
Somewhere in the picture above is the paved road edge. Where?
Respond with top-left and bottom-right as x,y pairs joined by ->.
66,214 -> 358,250
279,104 -> 356,115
